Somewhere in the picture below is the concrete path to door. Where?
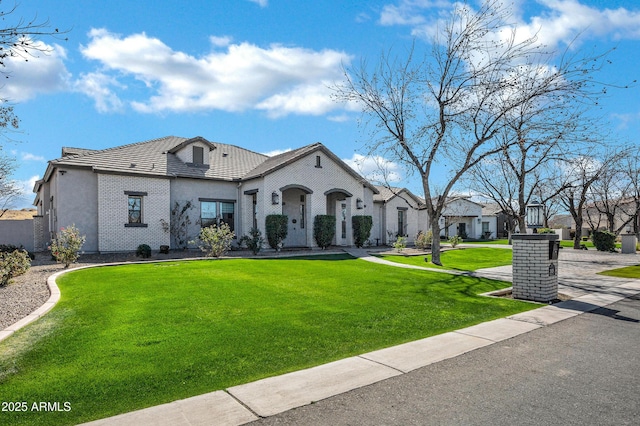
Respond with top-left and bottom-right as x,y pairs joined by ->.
80,248 -> 640,426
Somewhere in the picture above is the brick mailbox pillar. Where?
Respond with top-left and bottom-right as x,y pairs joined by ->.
512,234 -> 560,303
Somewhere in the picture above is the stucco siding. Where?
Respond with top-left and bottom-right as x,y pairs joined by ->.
98,174 -> 170,252
54,168 -> 99,252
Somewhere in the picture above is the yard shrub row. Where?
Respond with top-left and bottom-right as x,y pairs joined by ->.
0,249 -> 31,287
352,215 -> 373,248
314,215 -> 335,249
265,214 -> 288,251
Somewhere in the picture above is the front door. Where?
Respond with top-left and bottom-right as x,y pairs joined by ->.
458,222 -> 466,238
283,191 -> 307,247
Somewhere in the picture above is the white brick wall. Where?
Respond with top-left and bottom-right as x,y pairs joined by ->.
97,174 -> 170,252
512,236 -> 559,302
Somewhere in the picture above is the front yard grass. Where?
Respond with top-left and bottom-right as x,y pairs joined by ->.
0,254 -> 537,425
380,248 -> 513,271
597,264 -> 640,279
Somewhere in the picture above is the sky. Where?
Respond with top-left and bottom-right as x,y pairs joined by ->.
2,0 -> 639,209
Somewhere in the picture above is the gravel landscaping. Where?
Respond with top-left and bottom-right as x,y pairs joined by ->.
0,250 -> 209,330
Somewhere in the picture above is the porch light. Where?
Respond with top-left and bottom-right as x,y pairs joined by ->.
271,191 -> 280,205
525,200 -> 544,229
356,198 -> 364,209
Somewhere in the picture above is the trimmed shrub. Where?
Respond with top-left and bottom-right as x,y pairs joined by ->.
352,215 -> 373,248
159,245 -> 170,254
448,234 -> 462,248
196,223 -> 235,258
136,244 -> 152,258
0,244 -> 34,260
265,215 -> 288,251
240,227 -> 265,255
314,215 -> 336,249
49,224 -> 86,268
415,230 -> 433,250
592,230 -> 616,252
393,236 -> 407,252
0,249 -> 31,287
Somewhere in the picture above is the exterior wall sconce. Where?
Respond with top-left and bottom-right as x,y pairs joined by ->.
477,217 -> 482,223
356,198 -> 364,209
526,200 -> 544,231
271,191 -> 280,205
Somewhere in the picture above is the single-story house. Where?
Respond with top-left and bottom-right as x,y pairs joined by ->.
372,186 -> 427,245
33,136 -> 379,252
439,197 -> 487,239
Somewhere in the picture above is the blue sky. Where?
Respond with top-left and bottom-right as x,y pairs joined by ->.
2,0 -> 639,208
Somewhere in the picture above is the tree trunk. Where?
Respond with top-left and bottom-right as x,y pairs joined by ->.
430,216 -> 443,266
573,216 -> 583,249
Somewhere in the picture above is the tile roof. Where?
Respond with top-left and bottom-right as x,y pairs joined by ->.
51,136 -> 268,181
373,185 -> 423,205
46,136 -> 378,193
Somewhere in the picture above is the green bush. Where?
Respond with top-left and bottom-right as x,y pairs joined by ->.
592,230 -> 616,252
265,215 -> 288,251
314,215 -> 336,249
537,228 -> 555,234
0,249 -> 31,287
136,244 -> 152,258
240,227 -> 265,255
415,230 -> 433,250
352,215 -> 373,248
448,235 -> 462,248
195,223 -> 235,258
393,236 -> 407,252
49,224 -> 86,268
0,244 -> 35,260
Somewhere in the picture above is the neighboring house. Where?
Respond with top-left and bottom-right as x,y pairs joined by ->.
372,186 -> 427,245
33,136 -> 378,252
439,197 -> 485,239
481,203 -> 508,239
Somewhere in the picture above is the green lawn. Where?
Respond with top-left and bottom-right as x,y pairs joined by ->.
0,255 -> 537,426
381,248 -> 513,271
462,239 -> 510,245
597,265 -> 640,279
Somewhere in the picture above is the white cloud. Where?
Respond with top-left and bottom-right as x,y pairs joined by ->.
343,153 -> 403,183
79,29 -> 351,117
248,0 -> 268,7
17,175 -> 40,197
210,35 -> 233,47
261,148 -> 292,156
0,42 -> 71,102
380,0 -> 640,50
74,72 -> 125,113
21,152 -> 46,162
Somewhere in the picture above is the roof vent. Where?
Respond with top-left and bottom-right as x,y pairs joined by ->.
222,153 -> 228,157
130,163 -> 136,168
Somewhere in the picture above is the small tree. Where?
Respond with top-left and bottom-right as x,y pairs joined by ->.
160,201 -> 194,249
352,215 -> 373,248
0,249 -> 30,287
240,227 -> 265,255
196,223 -> 235,258
314,215 -> 336,249
266,214 -> 288,251
49,225 -> 86,268
415,230 -> 433,250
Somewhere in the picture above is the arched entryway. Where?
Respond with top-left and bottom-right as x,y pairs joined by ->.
325,188 -> 353,246
280,185 -> 313,247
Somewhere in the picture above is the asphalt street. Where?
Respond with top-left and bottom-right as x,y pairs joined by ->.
250,296 -> 640,426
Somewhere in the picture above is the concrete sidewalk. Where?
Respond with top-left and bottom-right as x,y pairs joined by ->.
81,249 -> 640,426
